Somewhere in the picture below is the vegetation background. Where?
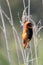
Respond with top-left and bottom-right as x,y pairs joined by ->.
0,0 -> 43,65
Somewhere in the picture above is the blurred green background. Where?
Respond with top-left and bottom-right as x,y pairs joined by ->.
0,0 -> 43,65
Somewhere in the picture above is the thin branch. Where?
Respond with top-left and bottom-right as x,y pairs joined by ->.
28,0 -> 30,21
6,0 -> 22,65
6,0 -> 25,65
0,8 -> 12,26
0,6 -> 12,65
1,8 -> 13,26
30,43 -> 34,65
13,31 -> 21,65
37,26 -> 43,33
29,18 -> 35,26
13,26 -> 25,62
2,9 -> 10,21
23,0 -> 25,9
22,7 -> 28,16
33,27 -> 39,65
6,0 -> 13,25
26,48 -> 30,65
37,19 -> 41,28
26,57 -> 40,63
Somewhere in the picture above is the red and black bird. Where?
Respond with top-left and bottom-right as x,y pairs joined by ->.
22,21 -> 33,49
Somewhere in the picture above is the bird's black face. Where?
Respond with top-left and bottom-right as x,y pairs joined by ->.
27,23 -> 33,27
27,22 -> 33,40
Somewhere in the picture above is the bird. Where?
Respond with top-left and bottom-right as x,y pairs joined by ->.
22,21 -> 33,49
